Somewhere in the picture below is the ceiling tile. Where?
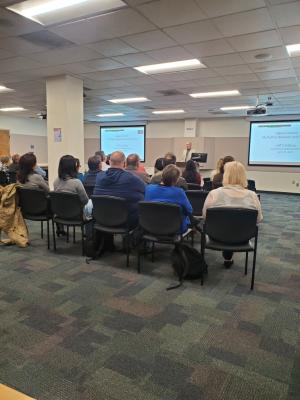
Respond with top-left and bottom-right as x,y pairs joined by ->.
239,46 -> 288,63
86,39 -> 138,57
224,73 -> 260,83
146,46 -> 194,62
249,59 -> 292,72
271,2 -> 300,28
122,30 -> 177,51
0,56 -> 43,73
256,69 -> 295,80
201,53 -> 245,67
0,8 -> 42,39
113,53 -> 156,66
137,0 -> 206,28
214,64 -> 253,75
213,8 -> 274,37
291,56 -> 300,67
0,36 -> 49,56
81,68 -> 141,81
279,25 -> 300,45
81,58 -> 125,71
196,0 -> 266,18
228,30 -> 282,51
268,0 -> 297,3
51,9 -> 156,45
164,20 -> 222,44
27,46 -> 102,66
0,47 -> 14,59
184,39 -> 234,57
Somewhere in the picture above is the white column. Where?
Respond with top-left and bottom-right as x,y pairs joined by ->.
46,75 -> 84,188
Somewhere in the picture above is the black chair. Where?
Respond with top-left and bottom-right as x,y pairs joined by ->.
0,171 -> 8,185
247,179 -> 256,192
137,202 -> 192,273
203,179 -> 212,191
18,188 -> 52,249
8,171 -> 17,183
49,192 -> 88,255
84,185 -> 94,198
187,183 -> 202,190
186,190 -> 209,218
201,208 -> 258,290
91,195 -> 133,267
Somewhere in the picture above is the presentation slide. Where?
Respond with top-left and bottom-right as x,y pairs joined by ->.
100,126 -> 146,161
248,121 -> 300,166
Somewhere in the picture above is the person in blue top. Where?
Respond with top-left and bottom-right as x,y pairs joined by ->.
145,164 -> 193,234
93,151 -> 145,229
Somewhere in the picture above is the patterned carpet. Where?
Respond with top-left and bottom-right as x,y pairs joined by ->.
0,193 -> 299,400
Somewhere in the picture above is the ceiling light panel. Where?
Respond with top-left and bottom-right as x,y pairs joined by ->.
220,106 -> 252,111
97,113 -> 124,117
190,90 -> 240,98
0,86 -> 14,93
135,59 -> 206,74
7,0 -> 126,26
152,110 -> 185,114
108,97 -> 150,104
0,107 -> 26,111
286,44 -> 300,57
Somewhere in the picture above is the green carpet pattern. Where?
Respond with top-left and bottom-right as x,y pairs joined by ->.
0,193 -> 299,400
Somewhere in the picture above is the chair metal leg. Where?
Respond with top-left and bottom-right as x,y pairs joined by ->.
81,225 -> 85,256
137,240 -> 143,273
73,226 -> 76,243
151,242 -> 155,262
67,226 -> 69,243
52,219 -> 57,251
126,234 -> 130,268
47,219 -> 50,250
41,221 -> 43,239
245,252 -> 248,275
191,230 -> 194,247
251,233 -> 258,290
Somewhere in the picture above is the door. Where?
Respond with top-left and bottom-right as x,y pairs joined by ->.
0,129 -> 10,156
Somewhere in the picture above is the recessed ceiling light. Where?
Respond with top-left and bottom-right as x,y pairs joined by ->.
152,109 -> 185,115
0,107 -> 26,112
254,53 -> 272,60
190,90 -> 240,98
108,97 -> 150,104
7,0 -> 126,26
135,59 -> 206,75
0,85 -> 14,93
220,106 -> 252,111
286,43 -> 300,57
97,113 -> 124,117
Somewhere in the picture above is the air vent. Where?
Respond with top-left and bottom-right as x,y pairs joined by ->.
142,105 -> 155,109
157,89 -> 183,96
209,110 -> 228,115
20,31 -> 74,49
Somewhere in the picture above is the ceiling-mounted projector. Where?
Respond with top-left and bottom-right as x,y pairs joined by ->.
247,105 -> 267,116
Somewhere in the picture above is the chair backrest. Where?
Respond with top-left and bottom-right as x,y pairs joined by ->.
203,180 -> 212,191
18,188 -> 50,217
186,190 -> 209,216
91,195 -> 128,227
49,192 -> 83,221
247,179 -> 256,192
203,177 -> 211,183
205,207 -> 258,244
8,171 -> 17,183
0,171 -> 7,185
138,201 -> 181,236
84,185 -> 94,198
187,183 -> 201,190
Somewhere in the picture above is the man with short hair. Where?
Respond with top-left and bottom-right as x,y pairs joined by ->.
83,156 -> 102,187
182,142 -> 196,162
94,151 -> 145,228
150,152 -> 188,190
8,154 -> 20,173
125,153 -> 150,184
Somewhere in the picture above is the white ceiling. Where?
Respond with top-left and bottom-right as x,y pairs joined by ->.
0,0 -> 300,122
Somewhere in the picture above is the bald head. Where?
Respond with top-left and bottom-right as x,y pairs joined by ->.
186,142 -> 192,150
110,151 -> 126,168
126,153 -> 140,169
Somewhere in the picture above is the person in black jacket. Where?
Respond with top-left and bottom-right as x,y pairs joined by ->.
83,156 -> 103,188
93,151 -> 145,228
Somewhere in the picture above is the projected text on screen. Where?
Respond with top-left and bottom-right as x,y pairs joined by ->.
248,121 -> 300,167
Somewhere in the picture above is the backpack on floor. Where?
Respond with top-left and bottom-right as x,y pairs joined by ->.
168,243 -> 207,290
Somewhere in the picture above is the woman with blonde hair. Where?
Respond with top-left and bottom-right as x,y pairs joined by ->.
203,161 -> 262,268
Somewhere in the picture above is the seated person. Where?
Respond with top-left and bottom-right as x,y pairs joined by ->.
211,157 -> 223,180
125,153 -> 150,184
154,157 -> 164,173
18,153 -> 49,192
203,161 -> 263,268
151,152 -> 188,190
83,155 -> 103,188
0,156 -> 10,172
75,158 -> 84,182
182,160 -> 202,185
93,151 -> 145,229
95,150 -> 109,171
145,165 -> 193,234
8,154 -> 20,173
212,155 -> 234,189
54,155 -> 89,206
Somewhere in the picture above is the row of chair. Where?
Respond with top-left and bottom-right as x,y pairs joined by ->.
17,188 -> 258,290
0,171 -> 17,185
